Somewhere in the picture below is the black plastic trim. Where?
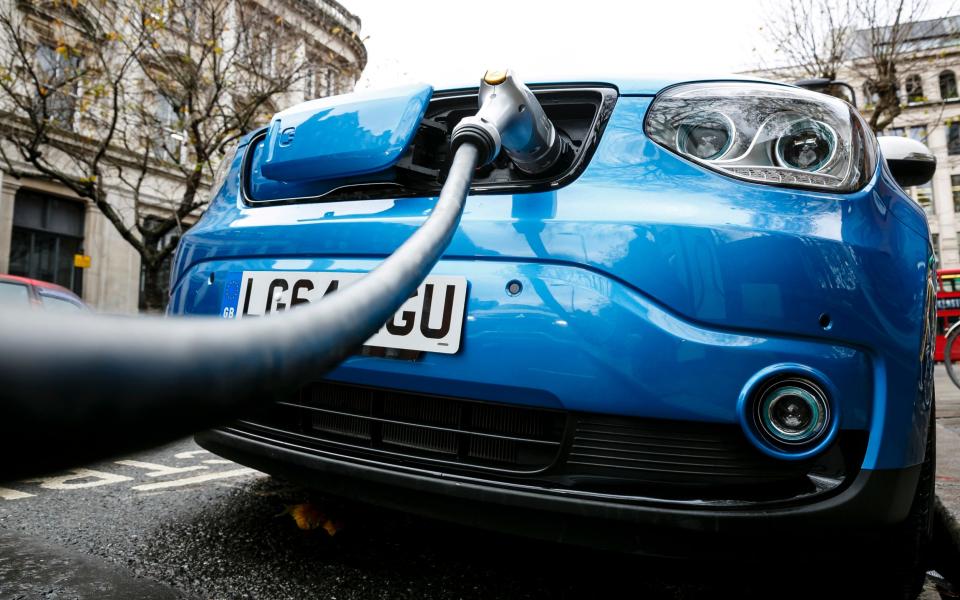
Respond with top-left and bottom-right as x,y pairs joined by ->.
228,380 -> 863,503
197,428 -> 920,554
236,380 -> 569,476
202,421 -> 882,511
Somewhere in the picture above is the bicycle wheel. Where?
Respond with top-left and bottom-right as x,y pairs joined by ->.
945,321 -> 960,389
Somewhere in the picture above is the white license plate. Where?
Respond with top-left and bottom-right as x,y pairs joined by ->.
220,271 -> 468,354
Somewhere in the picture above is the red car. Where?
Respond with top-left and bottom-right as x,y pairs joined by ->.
0,274 -> 88,312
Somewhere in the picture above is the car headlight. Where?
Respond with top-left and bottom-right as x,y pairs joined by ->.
645,82 -> 877,192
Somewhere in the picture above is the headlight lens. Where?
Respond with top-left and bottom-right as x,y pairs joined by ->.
676,112 -> 735,160
645,82 -> 876,192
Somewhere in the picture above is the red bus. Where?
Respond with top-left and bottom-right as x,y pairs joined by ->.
936,269 -> 960,361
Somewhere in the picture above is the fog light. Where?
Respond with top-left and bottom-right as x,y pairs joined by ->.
755,379 -> 829,446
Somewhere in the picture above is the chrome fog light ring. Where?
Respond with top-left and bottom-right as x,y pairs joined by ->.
755,378 -> 830,446
737,363 -> 841,461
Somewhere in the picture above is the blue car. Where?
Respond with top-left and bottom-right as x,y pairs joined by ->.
169,74 -> 937,591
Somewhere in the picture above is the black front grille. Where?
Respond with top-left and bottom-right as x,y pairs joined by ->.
567,416 -> 810,488
242,381 -> 566,473
231,381 -> 864,503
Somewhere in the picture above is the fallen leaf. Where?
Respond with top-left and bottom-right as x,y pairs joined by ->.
288,503 -> 324,530
322,520 -> 340,537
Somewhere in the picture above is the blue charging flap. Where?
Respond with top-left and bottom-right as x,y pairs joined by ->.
259,83 -> 433,183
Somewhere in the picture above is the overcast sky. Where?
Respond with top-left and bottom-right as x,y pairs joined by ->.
339,0 -> 956,90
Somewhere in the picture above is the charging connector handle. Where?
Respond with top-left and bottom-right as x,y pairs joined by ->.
0,143 -> 481,478
451,69 -> 564,174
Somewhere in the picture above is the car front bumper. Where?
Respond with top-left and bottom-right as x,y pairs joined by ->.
197,427 -> 920,556
173,252 -> 924,511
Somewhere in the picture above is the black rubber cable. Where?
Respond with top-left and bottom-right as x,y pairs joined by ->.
0,142 -> 481,478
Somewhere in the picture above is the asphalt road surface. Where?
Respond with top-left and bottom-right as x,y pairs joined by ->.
0,437 -> 704,600
2,389 -> 958,600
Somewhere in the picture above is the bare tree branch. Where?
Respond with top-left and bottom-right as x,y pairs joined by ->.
759,0 -> 957,133
0,0 -> 338,311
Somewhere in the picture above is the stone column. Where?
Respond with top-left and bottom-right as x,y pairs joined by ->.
295,39 -> 308,103
0,172 -> 21,274
82,196 -> 142,314
928,124 -> 959,267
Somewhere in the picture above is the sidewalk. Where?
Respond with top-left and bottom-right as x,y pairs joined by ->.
934,365 -> 960,585
0,530 -> 185,600
935,365 -> 960,514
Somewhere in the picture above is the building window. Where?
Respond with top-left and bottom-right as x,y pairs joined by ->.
34,45 -> 80,130
910,126 -> 933,213
8,189 -> 85,295
933,233 -> 940,262
952,175 -> 960,213
153,93 -> 183,161
244,25 -> 279,80
305,66 -> 335,99
887,126 -> 929,142
942,70 -> 959,100
915,182 -> 935,214
304,68 -> 315,98
950,121 -> 960,155
317,69 -> 337,96
904,74 -> 924,103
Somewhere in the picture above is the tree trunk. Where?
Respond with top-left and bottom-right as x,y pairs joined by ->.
140,261 -> 168,314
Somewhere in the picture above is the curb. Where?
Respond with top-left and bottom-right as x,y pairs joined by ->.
934,496 -> 960,587
935,423 -> 960,587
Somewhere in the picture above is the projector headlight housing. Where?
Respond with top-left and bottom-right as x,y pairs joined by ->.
645,82 -> 877,192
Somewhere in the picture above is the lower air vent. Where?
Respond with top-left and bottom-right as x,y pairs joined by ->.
567,416 -> 811,488
238,381 -> 566,473
229,382 -> 865,504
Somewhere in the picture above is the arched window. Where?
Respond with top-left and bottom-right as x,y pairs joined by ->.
941,70 -> 958,100
904,74 -> 924,103
153,93 -> 182,161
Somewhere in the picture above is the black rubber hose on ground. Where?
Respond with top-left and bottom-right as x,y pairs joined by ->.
0,142 -> 480,478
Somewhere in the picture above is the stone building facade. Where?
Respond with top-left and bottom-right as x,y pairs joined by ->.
837,16 -> 960,267
0,0 -> 366,313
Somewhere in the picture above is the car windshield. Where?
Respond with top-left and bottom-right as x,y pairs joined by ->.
39,293 -> 84,312
0,281 -> 30,306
